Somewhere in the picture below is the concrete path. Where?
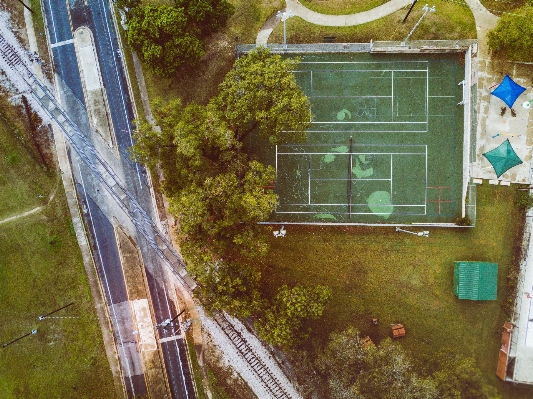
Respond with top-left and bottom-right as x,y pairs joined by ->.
257,0 -> 412,45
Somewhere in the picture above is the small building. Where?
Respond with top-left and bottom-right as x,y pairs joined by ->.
391,324 -> 406,338
454,261 -> 498,300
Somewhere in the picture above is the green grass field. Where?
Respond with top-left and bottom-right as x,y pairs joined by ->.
260,183 -> 533,398
300,0 -> 389,15
270,0 -> 476,44
0,99 -> 116,398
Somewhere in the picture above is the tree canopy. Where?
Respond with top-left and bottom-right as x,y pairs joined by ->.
132,48 -> 316,330
126,0 -> 233,77
213,47 -> 312,144
487,6 -> 533,61
255,285 -> 332,348
315,327 -> 499,399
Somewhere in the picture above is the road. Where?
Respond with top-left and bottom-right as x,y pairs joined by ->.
40,0 -> 197,397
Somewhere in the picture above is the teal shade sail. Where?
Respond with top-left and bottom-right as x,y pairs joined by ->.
482,139 -> 523,178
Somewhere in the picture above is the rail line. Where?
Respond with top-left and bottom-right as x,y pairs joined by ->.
213,312 -> 293,399
0,33 -> 196,290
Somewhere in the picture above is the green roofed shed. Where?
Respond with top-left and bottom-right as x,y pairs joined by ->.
454,262 -> 498,300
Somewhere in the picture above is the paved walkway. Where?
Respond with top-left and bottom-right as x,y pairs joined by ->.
257,0 -> 412,45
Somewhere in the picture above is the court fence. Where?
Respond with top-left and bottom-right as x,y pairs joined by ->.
236,40 -> 477,56
240,41 -> 478,227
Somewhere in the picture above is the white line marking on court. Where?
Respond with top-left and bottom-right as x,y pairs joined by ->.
313,95 -> 393,98
426,69 -> 429,124
310,178 -> 392,181
275,145 -> 278,188
425,145 -> 428,215
278,152 -> 426,156
391,70 -> 394,121
428,95 -> 455,98
299,61 -> 428,65
311,121 -> 427,124
277,204 -> 426,207
50,39 -> 74,48
390,154 -> 393,202
308,155 -> 311,205
310,70 -> 313,98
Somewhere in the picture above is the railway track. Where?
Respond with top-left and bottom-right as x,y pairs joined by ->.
0,32 -> 195,290
213,312 -> 294,399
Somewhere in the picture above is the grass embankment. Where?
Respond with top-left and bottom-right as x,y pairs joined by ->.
141,0 -> 282,106
270,0 -> 476,43
300,0 -> 389,15
0,98 -> 115,398
261,184 -> 532,399
480,0 -> 529,15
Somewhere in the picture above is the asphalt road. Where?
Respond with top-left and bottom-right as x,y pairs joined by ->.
41,0 -> 197,397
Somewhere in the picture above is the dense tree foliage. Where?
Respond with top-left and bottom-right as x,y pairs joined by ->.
213,47 -> 312,144
487,6 -> 533,62
194,259 -> 264,318
255,285 -> 332,347
126,0 -> 233,77
132,48 -> 319,334
315,327 -> 499,399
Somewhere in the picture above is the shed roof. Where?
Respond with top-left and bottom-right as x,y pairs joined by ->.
454,261 -> 498,300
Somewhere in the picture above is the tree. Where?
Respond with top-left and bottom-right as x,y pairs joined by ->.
213,47 -> 312,144
427,351 -> 500,399
127,4 -> 204,77
194,259 -> 265,318
255,285 -> 331,347
316,327 -> 438,399
132,99 -> 278,261
176,0 -> 234,35
487,7 -> 533,62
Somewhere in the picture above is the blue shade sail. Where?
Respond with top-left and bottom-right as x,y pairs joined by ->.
491,74 -> 526,108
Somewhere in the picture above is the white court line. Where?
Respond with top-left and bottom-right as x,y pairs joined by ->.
391,71 -> 394,121
278,152 -> 426,156
313,95 -> 393,98
306,130 -> 428,133
308,155 -> 311,205
426,69 -> 429,124
311,121 -> 427,124
310,70 -> 313,98
428,95 -> 455,98
47,0 -> 58,43
390,154 -> 393,202
425,146 -> 428,215
278,204 -> 426,207
50,39 -> 74,48
310,178 -> 392,181
275,145 -> 278,188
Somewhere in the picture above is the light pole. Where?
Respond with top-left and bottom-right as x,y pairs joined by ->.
395,227 -> 429,237
277,10 -> 294,49
402,4 -> 435,46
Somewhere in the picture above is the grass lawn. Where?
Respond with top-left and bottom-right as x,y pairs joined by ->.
300,0 -> 390,15
0,99 -> 116,398
270,0 -> 476,44
260,184 -> 533,399
479,0 -> 528,15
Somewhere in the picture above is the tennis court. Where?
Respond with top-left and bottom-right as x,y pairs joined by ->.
249,52 -> 466,224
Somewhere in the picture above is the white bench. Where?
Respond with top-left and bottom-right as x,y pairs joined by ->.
472,178 -> 483,184
489,180 -> 499,185
500,181 -> 511,186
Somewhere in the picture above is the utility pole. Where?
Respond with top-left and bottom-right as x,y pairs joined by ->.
16,0 -> 34,14
38,302 -> 74,320
3,329 -> 38,348
402,0 -> 418,23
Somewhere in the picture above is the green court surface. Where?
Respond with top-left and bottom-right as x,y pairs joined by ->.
248,52 -> 465,224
